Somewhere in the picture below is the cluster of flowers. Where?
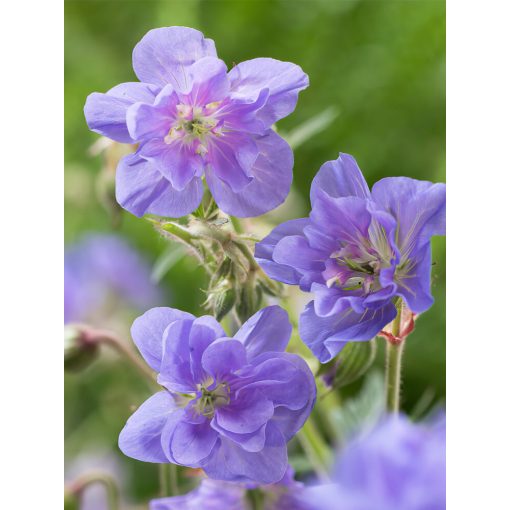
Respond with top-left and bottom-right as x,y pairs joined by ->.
83,26 -> 446,509
150,415 -> 446,510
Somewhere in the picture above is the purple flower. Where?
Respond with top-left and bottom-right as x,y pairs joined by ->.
118,306 -> 316,484
150,478 -> 246,510
150,466 -> 314,510
255,154 -> 446,362
84,26 -> 308,218
306,415 -> 446,510
64,234 -> 162,323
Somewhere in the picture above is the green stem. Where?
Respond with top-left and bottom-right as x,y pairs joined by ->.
385,298 -> 404,413
385,340 -> 405,413
246,488 -> 265,510
69,472 -> 119,510
233,238 -> 282,296
297,416 -> 331,481
91,329 -> 157,385
159,463 -> 178,497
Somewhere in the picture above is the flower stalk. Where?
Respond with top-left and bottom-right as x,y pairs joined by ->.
297,416 -> 331,482
66,472 -> 120,510
385,298 -> 405,413
159,463 -> 179,497
66,325 -> 156,385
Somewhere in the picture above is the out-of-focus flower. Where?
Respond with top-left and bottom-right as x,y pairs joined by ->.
150,466 -> 314,510
118,306 -> 316,484
305,415 -> 446,510
64,234 -> 162,324
255,154 -> 445,362
84,26 -> 308,218
150,478 -> 246,510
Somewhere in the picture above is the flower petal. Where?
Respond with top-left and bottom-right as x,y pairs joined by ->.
214,388 -> 274,435
188,316 -> 226,383
132,27 -> 217,89
311,283 -> 366,317
201,339 -> 248,380
310,153 -> 371,206
217,90 -> 270,136
238,353 -> 316,440
206,131 -> 258,192
396,242 -> 435,313
255,218 -> 311,285
371,177 -> 446,255
202,422 -> 288,484
206,130 -> 292,217
131,307 -> 195,372
118,391 -> 179,463
272,235 -> 325,274
168,420 -> 219,466
299,300 -> 397,363
185,57 -> 230,105
210,422 -> 268,453
84,82 -> 159,143
228,58 -> 309,127
310,194 -> 372,245
158,319 -> 197,392
126,84 -> 179,141
233,306 -> 291,359
139,139 -> 204,191
115,153 -> 203,218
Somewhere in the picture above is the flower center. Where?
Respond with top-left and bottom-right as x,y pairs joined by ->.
325,244 -> 383,295
194,381 -> 230,418
164,103 -> 222,154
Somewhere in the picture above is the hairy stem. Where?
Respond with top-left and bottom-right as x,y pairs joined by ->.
385,298 -> 405,413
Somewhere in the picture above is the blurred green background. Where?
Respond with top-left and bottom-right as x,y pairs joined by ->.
65,0 -> 445,506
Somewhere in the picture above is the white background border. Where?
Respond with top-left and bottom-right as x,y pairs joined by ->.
448,0 -> 510,507
1,0 -> 63,505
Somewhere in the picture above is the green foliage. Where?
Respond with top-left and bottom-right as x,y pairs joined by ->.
328,371 -> 386,445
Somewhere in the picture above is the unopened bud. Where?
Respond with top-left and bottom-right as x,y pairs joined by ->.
235,273 -> 263,323
207,284 -> 237,322
318,338 -> 377,389
64,325 -> 99,372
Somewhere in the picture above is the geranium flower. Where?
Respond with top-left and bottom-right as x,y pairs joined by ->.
64,234 -> 162,324
150,466 -> 314,510
118,306 -> 316,484
84,26 -> 308,218
305,415 -> 446,510
150,478 -> 245,510
255,154 -> 445,362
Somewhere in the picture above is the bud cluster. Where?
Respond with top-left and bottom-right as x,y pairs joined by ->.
148,208 -> 282,323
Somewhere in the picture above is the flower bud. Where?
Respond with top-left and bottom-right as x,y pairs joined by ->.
318,338 -> 377,389
205,283 -> 237,322
235,273 -> 263,323
64,325 -> 99,372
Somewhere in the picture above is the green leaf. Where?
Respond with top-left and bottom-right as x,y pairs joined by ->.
328,371 -> 385,444
151,245 -> 186,283
283,106 -> 339,149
